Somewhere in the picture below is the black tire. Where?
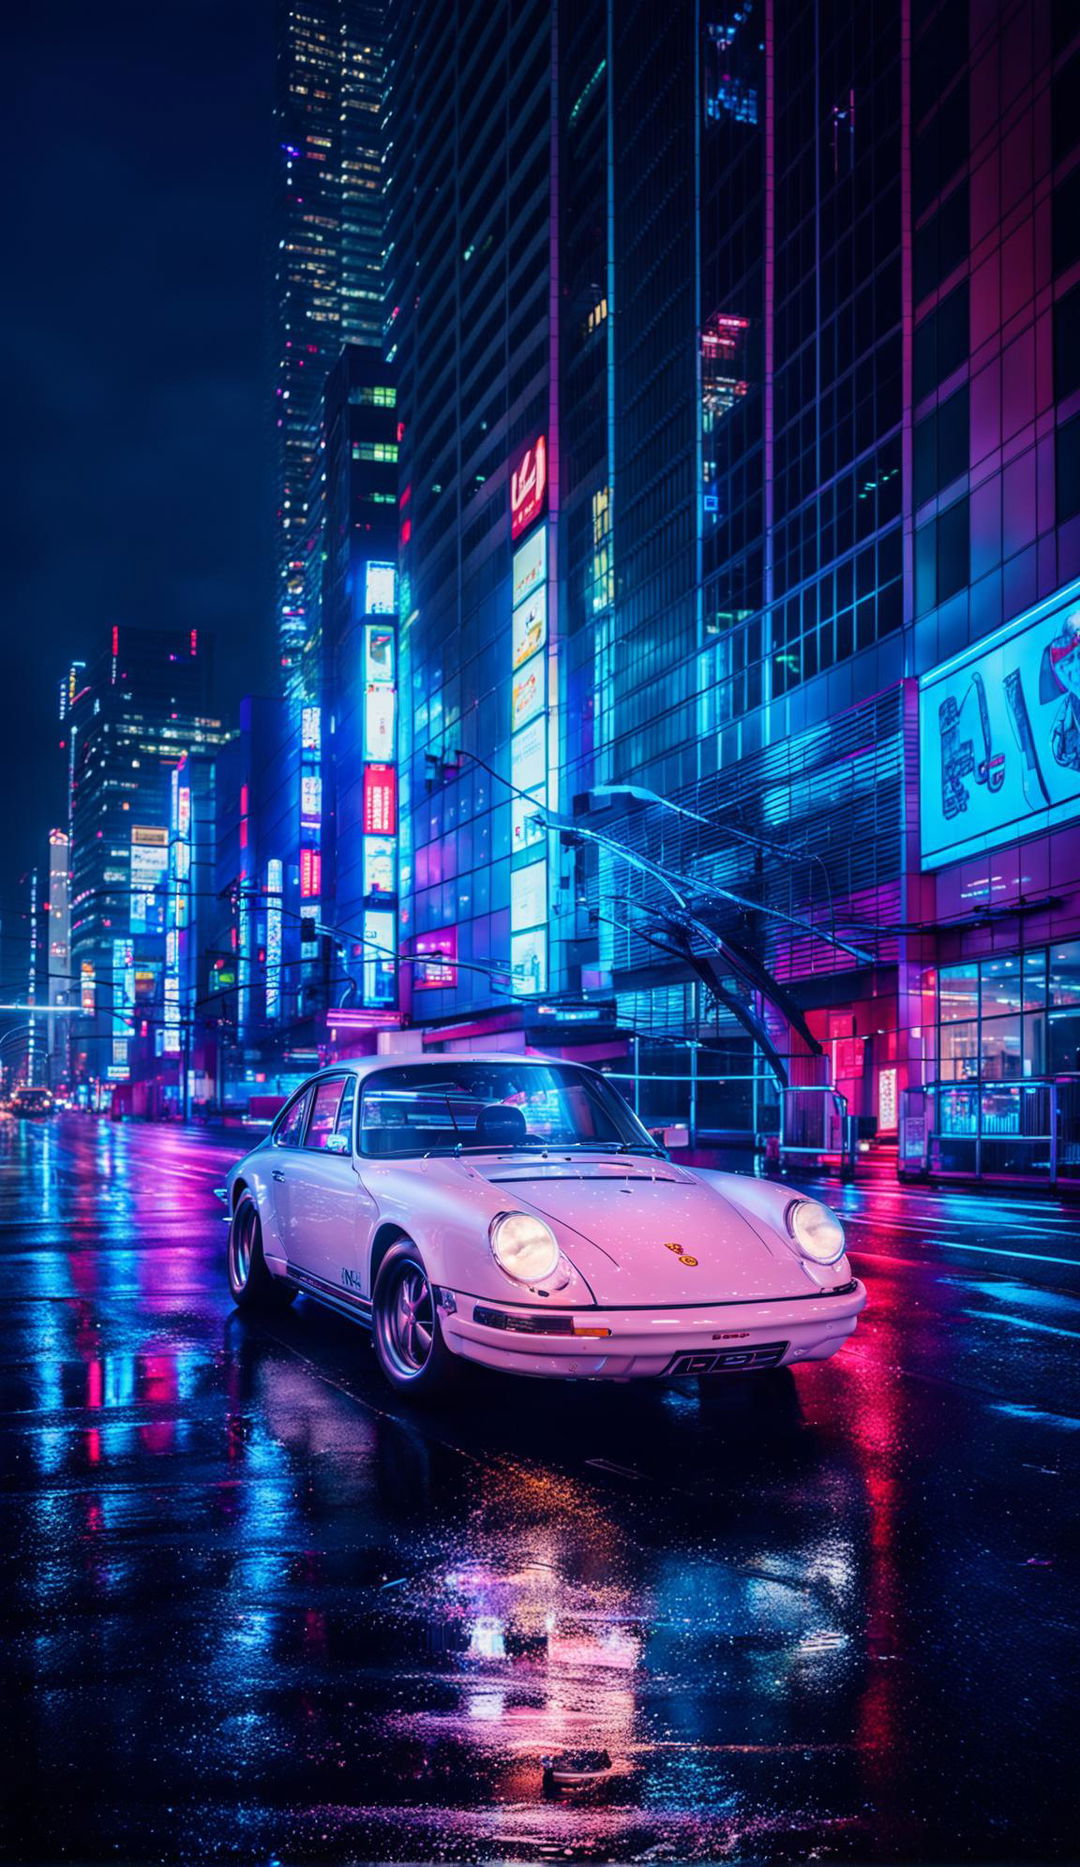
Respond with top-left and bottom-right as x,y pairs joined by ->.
371,1241 -> 459,1398
227,1190 -> 296,1312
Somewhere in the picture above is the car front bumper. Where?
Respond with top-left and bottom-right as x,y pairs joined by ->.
441,1278 -> 867,1379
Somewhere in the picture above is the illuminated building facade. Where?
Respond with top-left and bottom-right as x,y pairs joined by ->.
317,345 -> 401,1036
380,0 -> 1080,1182
273,0 -> 387,694
67,627 -> 230,1102
45,830 -> 71,1093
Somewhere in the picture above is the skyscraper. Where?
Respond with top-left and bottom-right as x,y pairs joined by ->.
383,0 -> 1080,1185
68,627 -> 230,1100
273,0 -> 387,693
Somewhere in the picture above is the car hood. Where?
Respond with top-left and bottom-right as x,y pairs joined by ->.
475,1157 -> 813,1305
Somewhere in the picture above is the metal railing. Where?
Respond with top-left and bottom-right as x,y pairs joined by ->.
900,1078 -> 1080,1184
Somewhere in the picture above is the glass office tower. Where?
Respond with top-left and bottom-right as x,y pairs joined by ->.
384,0 -> 1080,1182
273,0 -> 386,693
67,628 -> 230,1103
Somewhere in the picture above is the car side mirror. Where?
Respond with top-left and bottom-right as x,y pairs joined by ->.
325,1132 -> 350,1155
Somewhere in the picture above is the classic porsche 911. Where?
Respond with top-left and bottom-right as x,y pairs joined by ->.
222,1054 -> 866,1396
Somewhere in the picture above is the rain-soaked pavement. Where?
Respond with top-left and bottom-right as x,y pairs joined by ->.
2,1115 -> 1079,1865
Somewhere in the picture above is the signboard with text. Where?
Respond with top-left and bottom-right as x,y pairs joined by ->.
919,578 -> 1080,868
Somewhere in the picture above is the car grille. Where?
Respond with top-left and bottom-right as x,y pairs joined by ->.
664,1341 -> 789,1375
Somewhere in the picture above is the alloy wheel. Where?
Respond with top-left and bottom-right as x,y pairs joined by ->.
377,1260 -> 435,1378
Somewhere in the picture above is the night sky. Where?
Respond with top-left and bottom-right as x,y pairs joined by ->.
0,0 -> 275,979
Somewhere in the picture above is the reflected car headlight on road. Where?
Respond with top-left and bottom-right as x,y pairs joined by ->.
489,1211 -> 561,1285
786,1198 -> 846,1265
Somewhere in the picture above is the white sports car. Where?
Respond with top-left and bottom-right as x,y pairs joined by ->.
222,1054 -> 866,1396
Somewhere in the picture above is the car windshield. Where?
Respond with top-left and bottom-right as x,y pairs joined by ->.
358,1061 -> 663,1158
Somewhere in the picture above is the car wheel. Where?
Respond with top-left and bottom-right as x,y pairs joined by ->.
372,1241 -> 458,1398
227,1190 -> 296,1312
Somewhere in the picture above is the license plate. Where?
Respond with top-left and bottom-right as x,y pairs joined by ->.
664,1341 -> 788,1375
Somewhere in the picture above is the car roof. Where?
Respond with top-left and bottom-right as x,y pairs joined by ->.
314,1050 -> 586,1084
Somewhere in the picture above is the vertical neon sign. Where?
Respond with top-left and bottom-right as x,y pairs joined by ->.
509,435 -> 550,994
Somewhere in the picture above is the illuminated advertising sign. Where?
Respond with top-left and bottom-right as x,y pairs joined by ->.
301,705 -> 321,752
300,773 -> 322,826
363,764 -> 398,835
130,827 -> 168,934
511,713 -> 548,850
81,961 -> 95,1013
919,577 -> 1080,869
512,525 -> 546,608
512,583 -> 547,669
266,858 -> 283,1022
363,910 -> 397,1005
511,858 -> 547,932
413,928 -> 457,989
365,623 -> 395,684
112,938 -> 135,1023
177,787 -> 191,839
363,837 -> 396,896
510,433 -> 548,540
512,790 -> 546,851
510,928 -> 548,995
300,846 -> 322,899
364,561 -> 397,615
512,656 -> 545,730
364,684 -> 397,760
163,974 -> 181,1054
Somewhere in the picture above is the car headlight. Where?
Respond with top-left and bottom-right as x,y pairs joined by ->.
489,1211 -> 561,1285
786,1198 -> 846,1265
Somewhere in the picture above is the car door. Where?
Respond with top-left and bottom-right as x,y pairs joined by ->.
287,1074 -> 373,1295
262,1083 -> 314,1264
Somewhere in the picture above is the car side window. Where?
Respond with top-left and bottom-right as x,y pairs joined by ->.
334,1077 -> 356,1150
273,1088 -> 311,1149
304,1077 -> 347,1152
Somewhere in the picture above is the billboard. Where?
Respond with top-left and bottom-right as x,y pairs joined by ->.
510,928 -> 547,995
511,858 -> 547,932
364,561 -> 397,615
363,764 -> 397,835
919,578 -> 1080,869
512,583 -> 547,669
363,837 -> 396,896
512,525 -> 547,608
413,928 -> 457,989
510,434 -> 547,540
364,684 -> 397,760
130,826 -> 168,934
365,623 -> 395,684
512,656 -> 545,730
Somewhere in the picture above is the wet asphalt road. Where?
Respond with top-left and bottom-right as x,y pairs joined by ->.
2,1116 -> 1079,1865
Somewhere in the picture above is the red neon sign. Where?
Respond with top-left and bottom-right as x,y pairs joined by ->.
300,847 -> 322,898
363,765 -> 397,836
510,434 -> 548,539
414,928 -> 457,989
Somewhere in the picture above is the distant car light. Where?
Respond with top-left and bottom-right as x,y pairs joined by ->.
787,1198 -> 846,1265
489,1211 -> 561,1285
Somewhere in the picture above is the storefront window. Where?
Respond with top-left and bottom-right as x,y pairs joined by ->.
1048,1009 -> 1080,1074
1022,951 -> 1047,1008
980,956 -> 1024,1016
939,963 -> 978,1022
1049,942 -> 1080,1007
938,1087 -> 977,1134
939,1019 -> 978,1080
980,1014 -> 1022,1080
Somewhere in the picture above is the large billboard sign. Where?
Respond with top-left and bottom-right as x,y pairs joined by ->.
510,435 -> 547,540
363,764 -> 397,836
919,578 -> 1080,869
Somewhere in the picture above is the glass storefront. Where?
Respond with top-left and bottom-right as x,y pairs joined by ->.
926,941 -> 1080,1177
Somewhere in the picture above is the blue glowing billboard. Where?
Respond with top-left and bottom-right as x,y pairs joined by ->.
919,577 -> 1080,870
